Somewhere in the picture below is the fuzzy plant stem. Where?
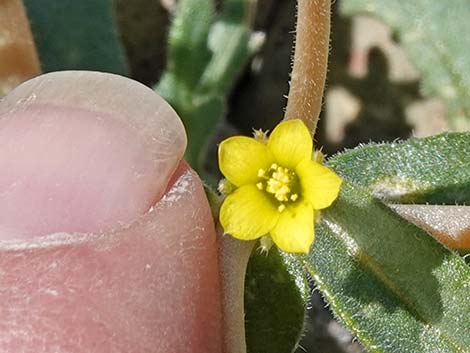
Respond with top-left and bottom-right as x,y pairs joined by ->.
284,0 -> 331,137
219,236 -> 255,353
219,2 -> 332,353
0,0 -> 41,96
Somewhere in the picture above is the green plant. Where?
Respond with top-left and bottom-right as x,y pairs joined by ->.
156,0 -> 262,171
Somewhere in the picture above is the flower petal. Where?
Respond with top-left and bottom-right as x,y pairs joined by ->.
220,184 -> 279,240
267,120 -> 312,168
270,201 -> 314,253
218,136 -> 274,186
296,159 -> 342,210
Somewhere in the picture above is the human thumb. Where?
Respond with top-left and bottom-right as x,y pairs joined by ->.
0,71 -> 222,353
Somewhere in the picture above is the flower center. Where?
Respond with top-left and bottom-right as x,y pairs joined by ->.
257,163 -> 299,212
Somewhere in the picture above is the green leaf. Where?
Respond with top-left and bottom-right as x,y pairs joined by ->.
307,182 -> 470,353
198,21 -> 251,94
165,0 -> 214,89
300,133 -> 470,352
245,248 -> 309,353
156,0 -> 261,172
220,0 -> 249,23
198,0 -> 261,95
340,0 -> 470,130
23,0 -> 127,74
329,133 -> 470,204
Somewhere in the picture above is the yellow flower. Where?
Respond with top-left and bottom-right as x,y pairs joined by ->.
218,119 -> 342,253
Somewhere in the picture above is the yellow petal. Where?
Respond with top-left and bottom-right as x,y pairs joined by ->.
220,184 -> 279,240
267,120 -> 312,168
270,201 -> 314,253
219,136 -> 274,187
296,159 -> 342,210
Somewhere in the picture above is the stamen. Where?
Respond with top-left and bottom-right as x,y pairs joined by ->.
278,204 -> 286,212
260,163 -> 300,205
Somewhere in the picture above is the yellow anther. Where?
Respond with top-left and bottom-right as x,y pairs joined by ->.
278,204 -> 286,212
290,193 -> 298,201
265,166 -> 293,202
257,168 -> 266,177
256,182 -> 264,190
266,179 -> 280,189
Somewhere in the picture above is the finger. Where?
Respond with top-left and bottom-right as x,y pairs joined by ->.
0,71 -> 186,239
0,71 -> 222,353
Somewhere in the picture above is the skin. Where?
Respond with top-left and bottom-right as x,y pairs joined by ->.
0,72 -> 222,353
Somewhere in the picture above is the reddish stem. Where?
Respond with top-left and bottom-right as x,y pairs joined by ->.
284,0 -> 331,137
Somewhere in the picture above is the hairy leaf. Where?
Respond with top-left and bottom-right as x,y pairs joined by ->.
300,133 -> 470,352
245,248 -> 309,353
329,133 -> 470,204
305,181 -> 470,353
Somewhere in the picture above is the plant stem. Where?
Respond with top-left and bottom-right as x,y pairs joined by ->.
284,0 -> 331,137
0,0 -> 41,96
219,235 -> 255,353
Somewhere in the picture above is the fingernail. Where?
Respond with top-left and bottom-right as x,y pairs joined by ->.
0,71 -> 186,239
